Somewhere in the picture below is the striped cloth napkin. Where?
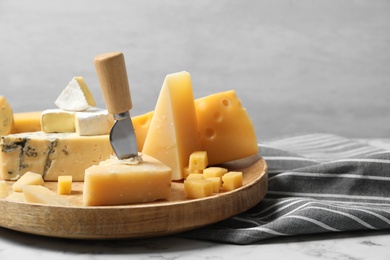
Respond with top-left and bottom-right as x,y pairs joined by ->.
179,133 -> 390,244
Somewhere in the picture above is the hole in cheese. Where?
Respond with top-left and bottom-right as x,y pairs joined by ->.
221,98 -> 231,107
213,111 -> 223,122
204,128 -> 216,140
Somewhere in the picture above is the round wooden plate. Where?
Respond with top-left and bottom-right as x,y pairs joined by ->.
0,155 -> 267,239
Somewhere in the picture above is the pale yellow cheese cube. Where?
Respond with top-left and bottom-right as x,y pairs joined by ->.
189,151 -> 208,171
205,177 -> 222,193
222,171 -> 243,191
83,154 -> 172,206
12,171 -> 44,192
22,185 -> 71,206
6,192 -> 25,202
186,173 -> 204,180
0,180 -> 8,198
203,167 -> 228,179
184,179 -> 213,199
58,176 -> 72,195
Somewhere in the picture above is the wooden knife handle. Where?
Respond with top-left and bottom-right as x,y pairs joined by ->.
94,52 -> 132,114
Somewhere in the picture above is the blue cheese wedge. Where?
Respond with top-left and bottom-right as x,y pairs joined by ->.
0,131 -> 113,181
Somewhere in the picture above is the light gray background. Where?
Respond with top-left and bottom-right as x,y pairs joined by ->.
1,0 -> 389,140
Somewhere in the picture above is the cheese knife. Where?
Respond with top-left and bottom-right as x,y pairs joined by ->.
94,52 -> 138,159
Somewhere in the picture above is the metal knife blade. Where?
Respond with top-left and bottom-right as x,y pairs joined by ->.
94,52 -> 138,159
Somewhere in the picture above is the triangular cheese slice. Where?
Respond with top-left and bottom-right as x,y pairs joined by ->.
142,71 -> 201,180
55,76 -> 96,111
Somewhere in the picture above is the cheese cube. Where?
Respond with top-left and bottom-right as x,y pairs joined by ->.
186,173 -> 204,180
142,71 -> 201,180
55,76 -> 96,111
205,177 -> 222,193
203,167 -> 228,179
41,109 -> 75,133
11,111 -> 42,133
189,151 -> 208,171
0,132 -> 113,181
83,154 -> 172,206
6,192 -> 25,202
22,185 -> 71,206
0,180 -> 8,198
0,96 -> 13,136
222,171 -> 243,191
75,108 -> 114,136
58,176 -> 72,195
12,171 -> 44,192
184,179 -> 213,199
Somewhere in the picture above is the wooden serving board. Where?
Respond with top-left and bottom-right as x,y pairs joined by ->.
0,156 -> 267,239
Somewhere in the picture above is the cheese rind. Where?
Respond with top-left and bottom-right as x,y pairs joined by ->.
11,111 -> 42,133
75,108 -> 114,136
142,71 -> 201,180
41,109 -> 75,133
0,96 -> 13,136
83,154 -> 172,206
55,76 -> 96,111
22,185 -> 71,206
0,132 -> 112,181
12,171 -> 44,192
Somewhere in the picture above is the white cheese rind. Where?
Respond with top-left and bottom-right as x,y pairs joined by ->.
75,108 -> 114,136
55,77 -> 96,112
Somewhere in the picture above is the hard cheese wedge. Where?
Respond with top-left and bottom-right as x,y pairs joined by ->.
11,111 -> 42,133
55,76 -> 96,111
195,90 -> 258,165
0,96 -> 13,136
142,71 -> 201,180
12,171 -> 44,192
22,185 -> 71,206
83,154 -> 172,206
0,132 -> 112,181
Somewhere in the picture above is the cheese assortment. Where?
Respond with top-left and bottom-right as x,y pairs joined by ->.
0,69 -> 259,207
0,96 -> 13,136
142,71 -> 201,180
83,154 -> 172,206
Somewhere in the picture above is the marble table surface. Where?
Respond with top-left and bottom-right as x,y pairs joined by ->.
1,227 -> 389,260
